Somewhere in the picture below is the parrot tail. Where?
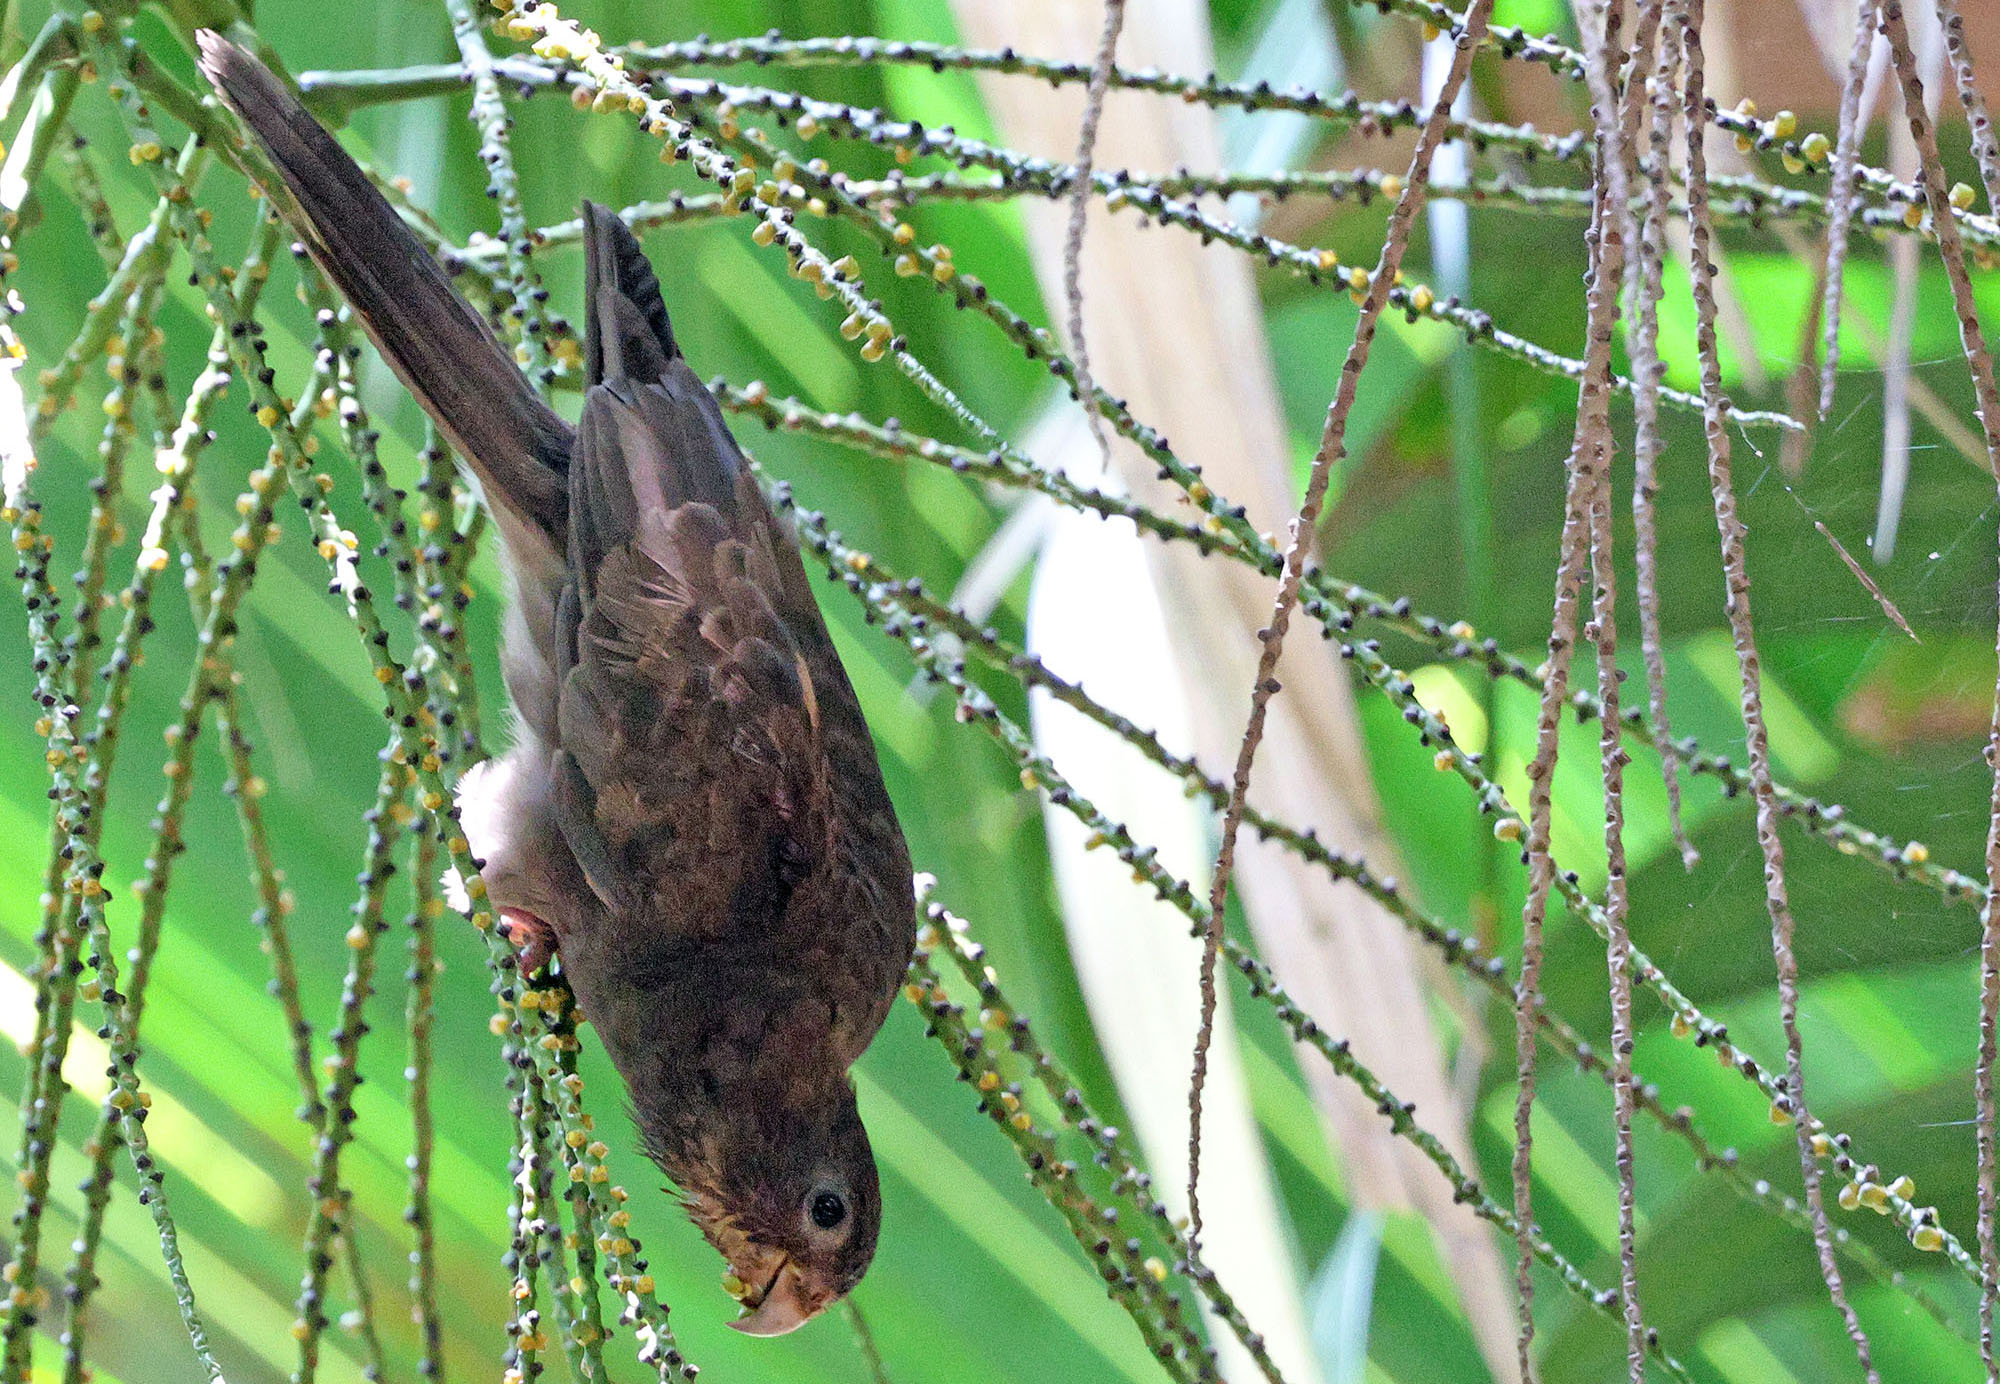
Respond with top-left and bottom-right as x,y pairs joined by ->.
196,30 -> 573,546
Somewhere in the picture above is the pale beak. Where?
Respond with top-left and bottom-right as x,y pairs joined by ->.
727,1258 -> 826,1337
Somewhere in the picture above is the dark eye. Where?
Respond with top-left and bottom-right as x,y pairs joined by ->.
809,1189 -> 847,1230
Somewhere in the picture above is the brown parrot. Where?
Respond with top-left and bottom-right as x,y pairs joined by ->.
197,33 -> 916,1335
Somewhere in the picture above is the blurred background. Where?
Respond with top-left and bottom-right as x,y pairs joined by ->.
3,0 -> 2000,1380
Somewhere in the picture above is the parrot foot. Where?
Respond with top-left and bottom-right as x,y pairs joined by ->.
498,907 -> 557,976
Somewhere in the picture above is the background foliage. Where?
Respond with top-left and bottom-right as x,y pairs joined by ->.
1,0 -> 1998,1381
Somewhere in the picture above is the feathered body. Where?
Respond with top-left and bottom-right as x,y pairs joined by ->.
198,34 -> 914,1333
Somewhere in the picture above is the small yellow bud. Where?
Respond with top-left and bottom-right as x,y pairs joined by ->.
1493,818 -> 1522,843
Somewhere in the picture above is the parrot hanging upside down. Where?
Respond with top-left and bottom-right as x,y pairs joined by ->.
197,33 -> 917,1336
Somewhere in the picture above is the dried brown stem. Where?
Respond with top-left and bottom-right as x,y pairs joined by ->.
1589,8 -> 1660,1372
1682,1 -> 1879,1375
1897,1 -> 2000,1371
1511,449 -> 1590,1384
1062,0 -> 1125,462
1811,519 -> 1920,641
1590,470 -> 1645,1384
1512,0 -> 1646,1370
1624,1 -> 1698,871
1184,0 -> 1495,1253
1936,1 -> 2000,220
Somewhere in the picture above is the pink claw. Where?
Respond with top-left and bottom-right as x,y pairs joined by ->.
498,907 -> 557,976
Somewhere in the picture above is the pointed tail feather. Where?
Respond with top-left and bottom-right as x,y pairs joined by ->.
581,201 -> 677,387
574,201 -> 742,521
195,30 -> 572,545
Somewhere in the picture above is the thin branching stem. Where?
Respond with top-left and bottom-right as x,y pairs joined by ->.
298,31 -> 2000,251
1818,0 -> 1882,421
1579,3 -> 1659,1368
1062,0 -> 1123,463
1681,2 -> 1878,1374
1186,0 -> 1494,1254
445,0 -> 552,389
1926,0 -> 2000,1366
1513,0 -> 1646,1355
1624,7 -> 1697,871
1882,0 -> 2000,1370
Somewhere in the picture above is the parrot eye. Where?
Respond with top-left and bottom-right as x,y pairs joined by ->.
807,1188 -> 848,1230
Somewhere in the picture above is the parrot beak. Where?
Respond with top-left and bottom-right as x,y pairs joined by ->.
727,1257 -> 827,1336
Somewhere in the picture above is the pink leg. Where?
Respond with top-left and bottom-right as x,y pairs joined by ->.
498,906 -> 557,976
